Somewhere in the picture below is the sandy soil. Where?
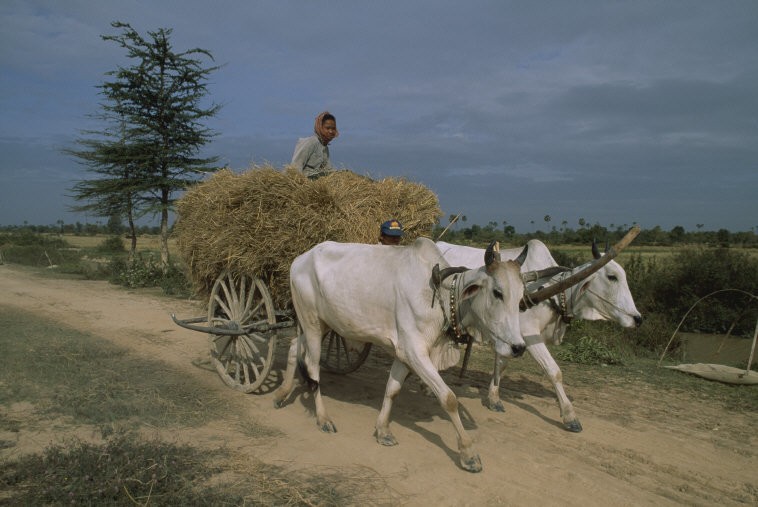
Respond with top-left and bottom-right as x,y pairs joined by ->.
1,264 -> 756,506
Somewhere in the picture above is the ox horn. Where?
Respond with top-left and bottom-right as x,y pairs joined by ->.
484,240 -> 500,268
521,226 -> 641,310
514,244 -> 529,266
592,238 -> 601,259
592,238 -> 611,259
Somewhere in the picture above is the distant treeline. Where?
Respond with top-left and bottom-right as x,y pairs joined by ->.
432,222 -> 757,247
1,220 -> 756,247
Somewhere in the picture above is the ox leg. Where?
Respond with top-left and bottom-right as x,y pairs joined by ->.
413,358 -> 482,473
301,334 -> 337,433
487,354 -> 507,412
375,359 -> 410,446
528,342 -> 582,432
273,337 -> 299,408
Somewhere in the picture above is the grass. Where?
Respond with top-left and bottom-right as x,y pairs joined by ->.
459,330 -> 758,414
0,304 -> 393,506
56,232 -> 177,256
0,305 -> 231,430
1,431 -> 394,506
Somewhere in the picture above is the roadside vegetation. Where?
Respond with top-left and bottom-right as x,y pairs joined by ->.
1,222 -> 756,362
0,308 -> 389,505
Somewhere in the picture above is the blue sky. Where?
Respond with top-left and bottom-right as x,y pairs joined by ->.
1,1 -> 756,232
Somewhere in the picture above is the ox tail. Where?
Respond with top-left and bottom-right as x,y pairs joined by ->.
297,357 -> 319,392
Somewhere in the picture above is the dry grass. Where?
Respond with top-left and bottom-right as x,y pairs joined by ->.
173,165 -> 442,308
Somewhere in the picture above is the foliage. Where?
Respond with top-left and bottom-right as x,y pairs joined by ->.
0,232 -> 81,268
554,334 -> 624,365
66,21 -> 221,268
109,255 -> 191,296
431,221 -> 758,248
97,235 -> 126,253
629,247 -> 758,337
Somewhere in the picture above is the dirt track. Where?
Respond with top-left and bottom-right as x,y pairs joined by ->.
1,264 -> 756,506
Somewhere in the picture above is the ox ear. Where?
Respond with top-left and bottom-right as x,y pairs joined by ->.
484,241 -> 501,271
460,282 -> 482,302
514,244 -> 529,267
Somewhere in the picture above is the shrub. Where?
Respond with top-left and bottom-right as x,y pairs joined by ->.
632,247 -> 758,336
554,334 -> 623,365
552,248 -> 584,268
97,235 -> 126,253
109,255 -> 191,296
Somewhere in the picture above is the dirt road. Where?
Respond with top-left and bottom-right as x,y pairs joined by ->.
1,264 -> 756,506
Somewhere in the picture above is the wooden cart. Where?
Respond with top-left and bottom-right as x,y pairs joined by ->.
172,270 -> 372,393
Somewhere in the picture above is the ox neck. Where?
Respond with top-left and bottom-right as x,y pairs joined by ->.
548,268 -> 590,324
447,273 -> 468,343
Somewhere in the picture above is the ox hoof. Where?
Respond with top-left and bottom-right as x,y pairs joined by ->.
273,399 -> 285,409
460,454 -> 482,473
488,401 -> 506,413
319,421 -> 337,433
376,432 -> 398,446
564,420 -> 583,433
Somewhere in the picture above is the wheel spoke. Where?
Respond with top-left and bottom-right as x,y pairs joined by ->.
241,334 -> 262,357
213,294 -> 233,320
213,335 -> 233,358
226,273 -> 240,313
338,336 -> 350,366
242,298 -> 265,324
242,361 -> 251,385
241,284 -> 257,322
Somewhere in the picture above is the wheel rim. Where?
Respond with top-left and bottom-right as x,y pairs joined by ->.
320,331 -> 372,374
207,271 -> 277,392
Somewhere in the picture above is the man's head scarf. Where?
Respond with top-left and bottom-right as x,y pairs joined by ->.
314,111 -> 338,145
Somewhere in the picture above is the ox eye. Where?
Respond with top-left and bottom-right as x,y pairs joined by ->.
607,275 -> 618,282
493,289 -> 504,301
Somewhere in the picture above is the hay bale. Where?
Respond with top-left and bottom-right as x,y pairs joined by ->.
173,165 -> 441,308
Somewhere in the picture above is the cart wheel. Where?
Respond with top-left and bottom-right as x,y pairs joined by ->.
207,271 -> 277,393
320,331 -> 372,374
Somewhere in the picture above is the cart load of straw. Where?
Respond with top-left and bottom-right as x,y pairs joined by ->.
173,165 -> 442,308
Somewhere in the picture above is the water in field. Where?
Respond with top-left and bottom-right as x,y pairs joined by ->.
678,331 -> 757,368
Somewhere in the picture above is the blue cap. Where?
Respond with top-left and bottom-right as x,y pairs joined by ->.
380,219 -> 403,237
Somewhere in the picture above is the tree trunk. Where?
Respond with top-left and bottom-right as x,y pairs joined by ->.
160,188 -> 170,272
126,197 -> 137,264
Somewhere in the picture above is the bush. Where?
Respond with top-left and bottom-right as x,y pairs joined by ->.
554,334 -> 623,365
630,247 -> 758,336
97,235 -> 126,253
109,256 -> 191,296
552,248 -> 584,268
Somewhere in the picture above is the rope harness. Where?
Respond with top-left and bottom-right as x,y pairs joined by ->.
431,265 -> 473,346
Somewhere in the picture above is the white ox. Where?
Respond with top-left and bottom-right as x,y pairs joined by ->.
273,237 -> 527,472
436,239 -> 642,432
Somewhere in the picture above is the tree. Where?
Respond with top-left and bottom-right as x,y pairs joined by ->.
67,115 -> 143,260
670,225 -> 685,243
68,21 -> 221,269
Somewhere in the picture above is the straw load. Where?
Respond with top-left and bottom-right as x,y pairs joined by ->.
173,165 -> 441,308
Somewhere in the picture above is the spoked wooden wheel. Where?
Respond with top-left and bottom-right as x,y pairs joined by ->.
320,330 -> 372,374
207,271 -> 277,393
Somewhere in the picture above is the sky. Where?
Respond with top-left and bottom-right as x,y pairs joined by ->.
1,1 -> 757,233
